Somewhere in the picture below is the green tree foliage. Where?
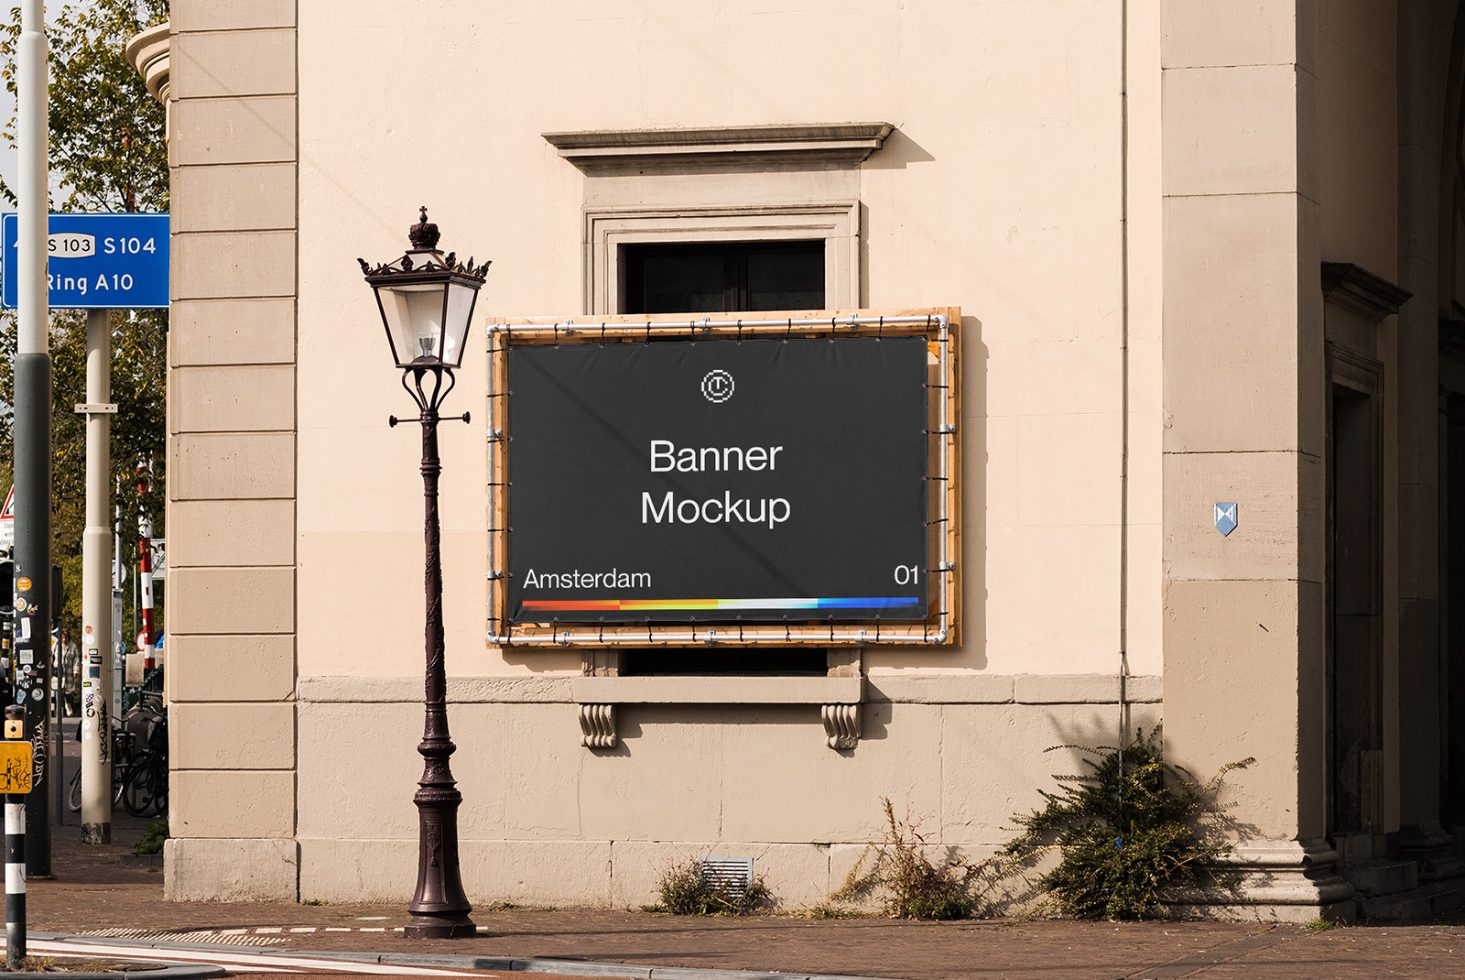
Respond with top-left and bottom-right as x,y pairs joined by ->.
0,0 -> 168,644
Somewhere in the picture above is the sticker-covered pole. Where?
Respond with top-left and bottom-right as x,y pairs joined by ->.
136,461 -> 154,669
14,0 -> 52,878
5,706 -> 27,970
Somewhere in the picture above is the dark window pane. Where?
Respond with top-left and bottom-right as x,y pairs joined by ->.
633,250 -> 728,313
747,245 -> 825,311
620,648 -> 827,675
622,240 -> 825,313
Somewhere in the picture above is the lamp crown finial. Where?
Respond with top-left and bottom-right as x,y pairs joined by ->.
409,206 -> 440,250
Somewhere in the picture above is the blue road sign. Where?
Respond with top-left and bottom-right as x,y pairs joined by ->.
2,212 -> 169,309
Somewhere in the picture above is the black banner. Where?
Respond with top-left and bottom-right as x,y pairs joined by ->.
506,336 -> 927,623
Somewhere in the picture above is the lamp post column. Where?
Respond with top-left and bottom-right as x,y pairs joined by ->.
405,392 -> 475,939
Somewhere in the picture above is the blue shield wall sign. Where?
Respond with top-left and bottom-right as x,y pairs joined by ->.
1214,501 -> 1238,537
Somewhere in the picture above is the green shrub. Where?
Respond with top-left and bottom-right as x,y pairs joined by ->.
653,858 -> 774,916
831,798 -> 976,919
1003,726 -> 1251,920
134,818 -> 169,856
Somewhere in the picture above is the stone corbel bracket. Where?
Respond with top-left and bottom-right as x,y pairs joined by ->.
579,703 -> 618,749
820,703 -> 860,750
573,676 -> 864,751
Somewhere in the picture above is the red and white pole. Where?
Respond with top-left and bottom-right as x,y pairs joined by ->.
136,461 -> 155,669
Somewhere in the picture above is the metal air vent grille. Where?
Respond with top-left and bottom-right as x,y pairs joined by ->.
700,855 -> 754,897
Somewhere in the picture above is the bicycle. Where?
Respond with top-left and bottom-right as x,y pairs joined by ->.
121,708 -> 167,818
122,748 -> 167,818
68,692 -> 167,816
67,724 -> 137,813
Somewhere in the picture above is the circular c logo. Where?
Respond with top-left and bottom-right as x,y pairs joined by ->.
701,369 -> 735,404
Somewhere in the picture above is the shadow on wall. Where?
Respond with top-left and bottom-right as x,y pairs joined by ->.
861,129 -> 937,171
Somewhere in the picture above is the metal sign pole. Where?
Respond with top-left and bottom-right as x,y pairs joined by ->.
4,705 -> 32,969
13,0 -> 52,877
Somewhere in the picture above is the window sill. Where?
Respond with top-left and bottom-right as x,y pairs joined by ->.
572,674 -> 861,706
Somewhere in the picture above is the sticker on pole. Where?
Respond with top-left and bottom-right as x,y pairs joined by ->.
0,742 -> 33,794
1,212 -> 169,309
0,484 -> 12,555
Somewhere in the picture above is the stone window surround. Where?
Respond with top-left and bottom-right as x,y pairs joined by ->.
542,122 -> 894,746
582,203 -> 861,315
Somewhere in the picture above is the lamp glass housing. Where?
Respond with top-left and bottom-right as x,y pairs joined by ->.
374,270 -> 480,369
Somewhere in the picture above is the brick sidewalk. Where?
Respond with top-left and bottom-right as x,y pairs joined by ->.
22,819 -> 1465,979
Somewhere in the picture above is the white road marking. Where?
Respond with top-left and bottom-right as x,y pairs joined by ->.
3,946 -> 302,974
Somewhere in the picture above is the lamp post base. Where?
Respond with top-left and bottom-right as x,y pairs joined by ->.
403,916 -> 478,940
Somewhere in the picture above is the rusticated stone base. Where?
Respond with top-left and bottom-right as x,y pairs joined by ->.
165,838 -> 299,902
1163,839 -> 1356,922
1398,822 -> 1465,882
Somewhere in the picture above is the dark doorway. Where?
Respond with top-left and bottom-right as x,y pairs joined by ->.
1327,359 -> 1383,850
1443,394 -> 1465,826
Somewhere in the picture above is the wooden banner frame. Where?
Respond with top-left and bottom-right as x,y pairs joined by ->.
486,307 -> 961,647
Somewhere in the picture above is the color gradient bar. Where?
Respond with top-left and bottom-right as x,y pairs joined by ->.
521,597 -> 920,612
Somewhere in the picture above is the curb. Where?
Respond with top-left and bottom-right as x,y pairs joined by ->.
34,933 -> 897,980
118,852 -> 165,869
0,964 -> 224,979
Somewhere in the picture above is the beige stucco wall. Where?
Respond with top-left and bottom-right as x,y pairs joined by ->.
294,0 -> 1150,677
156,0 -> 1419,915
274,0 -> 1163,906
163,0 -> 300,900
1160,0 -> 1327,853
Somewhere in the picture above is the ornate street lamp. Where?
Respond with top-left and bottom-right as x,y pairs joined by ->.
359,207 -> 489,939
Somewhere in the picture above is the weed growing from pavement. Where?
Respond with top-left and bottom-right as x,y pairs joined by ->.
797,902 -> 867,919
1304,917 -> 1338,931
649,858 -> 775,915
1002,726 -> 1253,920
829,798 -> 978,920
301,898 -> 326,906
